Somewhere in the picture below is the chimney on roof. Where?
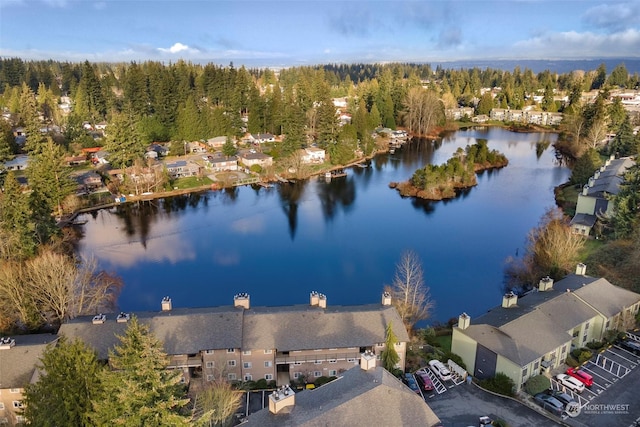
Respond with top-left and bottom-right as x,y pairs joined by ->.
502,291 -> 518,308
381,291 -> 392,306
576,263 -> 587,276
161,296 -> 172,311
116,312 -> 130,323
360,349 -> 377,371
92,314 -> 106,324
600,164 -> 606,172
588,177 -> 595,187
582,185 -> 589,196
268,385 -> 296,414
318,293 -> 327,309
0,337 -> 16,350
310,291 -> 319,306
234,293 -> 250,309
594,170 -> 600,179
538,276 -> 554,292
458,313 -> 470,330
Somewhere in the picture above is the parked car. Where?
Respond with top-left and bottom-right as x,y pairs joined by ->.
618,339 -> 640,355
556,373 -> 585,394
428,360 -> 452,381
534,392 -> 564,416
414,370 -> 435,391
547,389 -> 580,415
403,373 -> 421,394
566,367 -> 593,387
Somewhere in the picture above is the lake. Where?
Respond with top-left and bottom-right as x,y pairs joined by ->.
77,127 -> 569,325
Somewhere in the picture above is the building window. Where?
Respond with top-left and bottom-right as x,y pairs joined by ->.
12,401 -> 23,409
207,374 -> 214,382
329,370 -> 337,376
244,374 -> 252,381
585,322 -> 590,330
534,361 -> 540,371
347,358 -> 356,363
583,334 -> 588,343
9,389 -> 20,394
329,359 -> 337,364
294,361 -> 302,365
606,320 -> 610,329
228,373 -> 236,381
522,366 -> 528,378
293,372 -> 301,379
179,377 -> 186,384
314,371 -> 322,377
15,416 -> 25,424
243,362 -> 252,369
206,361 -> 214,369
243,350 -> 251,356
228,360 -> 236,367
572,330 -> 579,338
264,349 -> 272,354
227,348 -> 235,353
561,345 -> 568,355
205,349 -> 214,354
265,374 -> 273,380
264,361 -> 272,368
314,360 -> 322,365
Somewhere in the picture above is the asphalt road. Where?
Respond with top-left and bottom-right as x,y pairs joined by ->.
427,382 -> 562,427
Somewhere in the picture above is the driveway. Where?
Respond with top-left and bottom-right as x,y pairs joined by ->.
427,382 -> 562,427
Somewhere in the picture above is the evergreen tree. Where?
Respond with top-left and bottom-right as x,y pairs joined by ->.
476,92 -> 494,115
27,138 -> 76,217
222,136 -> 236,157
609,115 -> 635,157
607,63 -> 629,88
591,63 -> 607,90
612,164 -> 640,239
0,120 -> 17,162
23,338 -> 104,427
0,171 -> 37,258
569,149 -> 601,185
91,316 -> 190,426
381,322 -> 400,372
19,82 -> 45,152
104,111 -> 146,168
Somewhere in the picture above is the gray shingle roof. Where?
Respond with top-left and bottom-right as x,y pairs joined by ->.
0,334 -> 58,389
243,365 -> 441,427
242,304 -> 409,351
584,157 -> 634,197
573,278 -> 640,318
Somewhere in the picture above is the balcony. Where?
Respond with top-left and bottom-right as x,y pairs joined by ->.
275,352 -> 360,365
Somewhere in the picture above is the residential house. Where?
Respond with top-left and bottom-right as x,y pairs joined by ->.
472,114 -> 489,123
445,107 -> 474,121
250,134 -> 275,144
206,136 -> 230,149
165,160 -> 200,179
91,150 -> 110,165
239,151 -> 273,169
0,334 -> 58,425
571,156 -> 635,235
490,109 -> 506,121
451,264 -> 640,390
0,155 -> 29,171
65,155 -> 87,166
205,155 -> 238,172
147,143 -> 169,157
298,147 -> 326,165
187,141 -> 208,154
242,353 -> 440,427
58,292 -> 409,389
74,170 -> 103,191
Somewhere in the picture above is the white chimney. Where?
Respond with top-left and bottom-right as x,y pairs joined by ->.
576,263 -> 587,275
116,312 -> 130,323
381,291 -> 392,306
582,185 -> 589,196
538,276 -> 554,292
268,385 -> 296,414
594,170 -> 600,179
318,293 -> 327,309
360,350 -> 377,371
502,292 -> 518,308
161,296 -> 172,311
234,292 -> 250,309
458,313 -> 470,330
600,164 -> 606,172
92,314 -> 106,324
588,177 -> 595,187
310,291 -> 319,306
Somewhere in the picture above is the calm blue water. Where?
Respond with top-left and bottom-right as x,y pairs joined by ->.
77,127 -> 569,324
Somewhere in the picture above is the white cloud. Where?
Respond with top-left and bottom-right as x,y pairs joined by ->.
158,42 -> 195,54
582,2 -> 640,33
230,215 -> 265,235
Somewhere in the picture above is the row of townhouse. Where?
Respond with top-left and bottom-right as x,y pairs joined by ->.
451,264 -> 640,391
489,108 -> 563,126
56,292 -> 408,388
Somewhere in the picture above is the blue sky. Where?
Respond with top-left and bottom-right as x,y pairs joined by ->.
1,0 -> 639,66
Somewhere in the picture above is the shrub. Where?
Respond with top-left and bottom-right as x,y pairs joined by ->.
492,419 -> 509,427
565,355 -> 580,368
442,352 -> 466,370
524,375 -> 551,396
249,164 -> 263,173
586,340 -> 604,350
577,348 -> 593,363
254,378 -> 268,389
314,376 -> 337,387
478,372 -> 515,397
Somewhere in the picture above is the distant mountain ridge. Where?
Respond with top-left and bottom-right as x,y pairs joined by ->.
431,58 -> 640,75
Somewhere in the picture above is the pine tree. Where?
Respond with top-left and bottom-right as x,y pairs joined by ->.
0,171 -> 37,258
91,316 -> 190,426
0,120 -> 17,162
23,338 -> 104,427
103,110 -> 147,168
381,322 -> 400,372
222,136 -> 237,157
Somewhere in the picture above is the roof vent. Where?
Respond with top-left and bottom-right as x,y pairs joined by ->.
161,296 -> 172,311
0,337 -> 16,350
268,385 -> 296,414
234,292 -> 250,310
116,312 -> 130,323
92,314 -> 106,324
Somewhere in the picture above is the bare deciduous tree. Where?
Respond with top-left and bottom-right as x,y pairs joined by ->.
401,87 -> 443,137
193,380 -> 243,427
386,250 -> 434,335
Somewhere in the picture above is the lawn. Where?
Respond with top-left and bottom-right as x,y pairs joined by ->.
171,176 -> 213,190
433,334 -> 452,352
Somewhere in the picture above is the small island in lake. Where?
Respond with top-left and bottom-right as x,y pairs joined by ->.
390,140 -> 508,200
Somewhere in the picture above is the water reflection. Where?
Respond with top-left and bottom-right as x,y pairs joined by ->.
278,180 -> 307,240
316,175 -> 356,222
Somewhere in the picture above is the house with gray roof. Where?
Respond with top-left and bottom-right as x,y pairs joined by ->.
58,292 -> 409,389
571,156 -> 635,236
241,352 -> 440,427
451,264 -> 640,390
0,334 -> 58,425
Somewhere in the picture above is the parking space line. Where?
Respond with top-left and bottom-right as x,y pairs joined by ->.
420,368 -> 447,394
611,346 -> 640,366
583,363 -> 615,385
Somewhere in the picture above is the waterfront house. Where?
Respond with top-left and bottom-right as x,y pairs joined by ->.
205,154 -> 238,172
571,156 -> 635,236
445,107 -> 474,121
451,264 -> 640,391
58,293 -> 409,389
239,151 -> 273,169
165,160 -> 200,179
0,334 -> 58,425
298,147 -> 326,164
243,352 -> 440,427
